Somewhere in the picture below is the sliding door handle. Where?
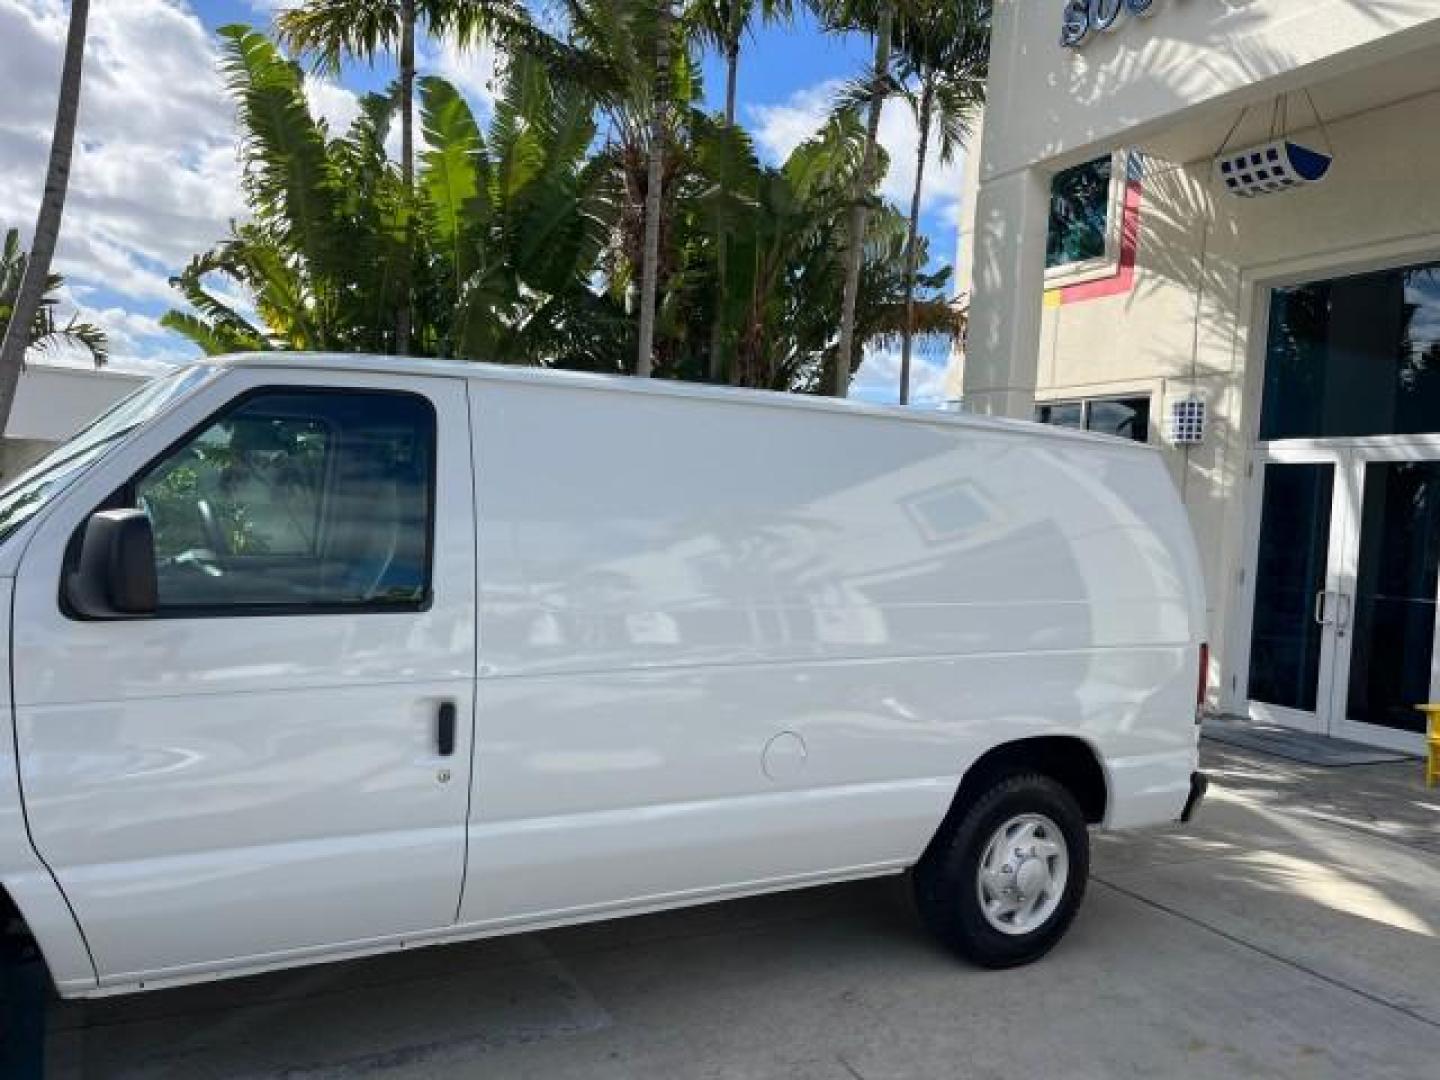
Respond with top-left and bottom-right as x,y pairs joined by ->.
436,701 -> 457,757
1336,593 -> 1352,636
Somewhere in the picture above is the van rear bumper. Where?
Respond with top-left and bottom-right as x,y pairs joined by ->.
1180,771 -> 1209,823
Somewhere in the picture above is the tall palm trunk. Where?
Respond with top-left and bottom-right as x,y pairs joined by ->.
831,6 -> 892,398
723,40 -> 739,122
708,30 -> 740,383
395,0 -> 416,355
899,80 -> 933,406
636,0 -> 672,378
0,0 -> 88,442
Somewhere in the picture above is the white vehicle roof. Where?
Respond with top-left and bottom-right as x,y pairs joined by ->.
208,352 -> 1157,454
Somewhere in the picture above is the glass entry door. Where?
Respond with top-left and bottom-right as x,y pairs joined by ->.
1245,443 -> 1440,752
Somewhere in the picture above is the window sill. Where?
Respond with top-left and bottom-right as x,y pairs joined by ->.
1044,254 -> 1123,291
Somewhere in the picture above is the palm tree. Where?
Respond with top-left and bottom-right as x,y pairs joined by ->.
1,229 -> 107,367
682,109 -> 961,391
169,28 -> 624,369
0,0 -> 90,437
559,0 -> 696,377
165,26 -> 410,356
274,0 -> 539,355
635,0 -> 675,378
817,0 -> 898,398
686,0 -> 794,380
893,0 -> 988,404
687,0 -> 792,126
175,23 -> 961,387
417,60 -> 627,366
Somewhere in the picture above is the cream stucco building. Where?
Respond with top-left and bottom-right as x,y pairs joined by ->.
948,1 -> 1440,752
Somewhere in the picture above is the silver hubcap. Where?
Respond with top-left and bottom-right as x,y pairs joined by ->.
976,813 -> 1069,936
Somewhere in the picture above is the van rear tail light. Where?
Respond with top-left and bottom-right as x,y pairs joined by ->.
1196,643 -> 1210,723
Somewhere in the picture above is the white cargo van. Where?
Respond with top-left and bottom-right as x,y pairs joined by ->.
0,354 -> 1207,1002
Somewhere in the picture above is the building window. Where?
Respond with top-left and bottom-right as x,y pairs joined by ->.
1034,401 -> 1083,430
1035,396 -> 1151,443
1262,259 -> 1440,440
1046,156 -> 1115,270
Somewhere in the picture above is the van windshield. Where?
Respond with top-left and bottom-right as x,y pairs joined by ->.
0,365 -> 214,550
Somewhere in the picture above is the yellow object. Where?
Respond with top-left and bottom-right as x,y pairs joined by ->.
1415,705 -> 1440,788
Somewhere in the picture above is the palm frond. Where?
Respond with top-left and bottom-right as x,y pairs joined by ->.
274,0 -> 404,74
419,75 -> 487,293
218,25 -> 340,284
158,310 -> 259,357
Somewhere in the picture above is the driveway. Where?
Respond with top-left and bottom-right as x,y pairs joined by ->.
44,744 -> 1440,1079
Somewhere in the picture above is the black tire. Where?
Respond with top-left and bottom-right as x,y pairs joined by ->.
0,936 -> 47,1079
914,772 -> 1089,969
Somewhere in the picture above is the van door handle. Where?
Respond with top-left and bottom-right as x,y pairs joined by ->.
436,701 -> 457,757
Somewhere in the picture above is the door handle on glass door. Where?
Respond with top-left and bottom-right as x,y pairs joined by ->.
436,701 -> 457,757
1314,590 -> 1334,626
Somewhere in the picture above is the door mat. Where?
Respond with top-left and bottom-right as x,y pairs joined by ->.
1202,718 -> 1415,766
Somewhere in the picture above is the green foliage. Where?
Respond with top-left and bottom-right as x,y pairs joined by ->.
275,0 -> 542,74
167,14 -> 965,393
893,1 -> 989,163
1,227 -> 107,367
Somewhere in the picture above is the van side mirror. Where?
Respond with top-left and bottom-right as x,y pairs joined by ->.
67,510 -> 158,618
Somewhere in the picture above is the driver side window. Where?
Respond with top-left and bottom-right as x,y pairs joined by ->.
134,389 -> 435,611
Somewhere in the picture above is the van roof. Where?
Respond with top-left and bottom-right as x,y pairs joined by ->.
209,352 -> 1156,454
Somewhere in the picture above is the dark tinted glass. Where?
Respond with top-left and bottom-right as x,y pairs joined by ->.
136,390 -> 434,610
1345,462 -> 1440,734
1248,463 -> 1334,712
1046,157 -> 1113,269
1035,402 -> 1083,429
1086,397 -> 1150,442
1262,261 -> 1440,440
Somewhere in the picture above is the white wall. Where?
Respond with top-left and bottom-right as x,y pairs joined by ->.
965,0 -> 1440,426
5,365 -> 147,443
2,364 -> 149,477
982,0 -> 1440,181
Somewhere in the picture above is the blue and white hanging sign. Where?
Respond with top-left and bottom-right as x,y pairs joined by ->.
1061,0 -> 1163,49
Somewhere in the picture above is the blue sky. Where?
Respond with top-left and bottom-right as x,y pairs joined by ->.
0,1 -> 967,403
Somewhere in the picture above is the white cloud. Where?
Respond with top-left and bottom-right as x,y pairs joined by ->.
432,36 -> 506,116
382,99 -> 425,166
305,74 -> 362,135
0,0 -> 243,364
748,79 -> 970,229
40,286 -> 183,373
851,345 -> 951,408
749,79 -> 968,407
748,81 -> 841,164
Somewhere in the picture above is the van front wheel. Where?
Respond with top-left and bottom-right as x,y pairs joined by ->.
914,773 -> 1089,968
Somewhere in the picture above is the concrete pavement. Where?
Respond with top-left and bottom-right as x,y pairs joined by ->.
45,744 -> 1440,1078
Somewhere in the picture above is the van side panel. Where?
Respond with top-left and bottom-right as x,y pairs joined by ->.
460,384 -> 1200,925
